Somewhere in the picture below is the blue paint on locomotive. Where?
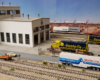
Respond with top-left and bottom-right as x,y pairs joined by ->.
89,35 -> 100,41
61,40 -> 86,47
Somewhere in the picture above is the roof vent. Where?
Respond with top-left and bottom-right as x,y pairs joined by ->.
27,14 -> 29,19
1,2 -> 3,6
38,14 -> 40,18
22,13 -> 24,17
11,14 -> 13,19
9,2 -> 10,6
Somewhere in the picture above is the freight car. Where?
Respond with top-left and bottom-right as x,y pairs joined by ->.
53,26 -> 80,32
51,40 -> 89,53
59,52 -> 100,70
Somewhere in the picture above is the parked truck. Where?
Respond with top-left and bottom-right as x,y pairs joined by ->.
0,52 -> 18,60
59,52 -> 100,70
0,54 -> 12,60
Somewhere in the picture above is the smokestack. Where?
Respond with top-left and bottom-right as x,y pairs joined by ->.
9,2 -> 10,6
27,14 -> 29,19
38,14 -> 40,18
11,14 -> 13,19
1,2 -> 3,6
22,13 -> 24,17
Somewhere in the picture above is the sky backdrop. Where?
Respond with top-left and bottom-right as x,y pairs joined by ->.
0,0 -> 100,23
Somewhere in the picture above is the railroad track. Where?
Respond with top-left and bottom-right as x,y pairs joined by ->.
0,68 -> 49,80
0,59 -> 100,79
0,61 -> 86,80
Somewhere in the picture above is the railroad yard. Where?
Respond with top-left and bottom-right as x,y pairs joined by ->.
39,33 -> 100,56
0,33 -> 100,80
0,58 -> 100,80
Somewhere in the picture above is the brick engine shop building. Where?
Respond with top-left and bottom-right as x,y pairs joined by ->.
0,2 -> 50,47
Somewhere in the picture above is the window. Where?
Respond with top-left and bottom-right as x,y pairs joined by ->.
12,33 -> 16,43
0,32 -> 5,42
25,34 -> 30,44
7,10 -> 13,15
19,34 -> 23,43
6,33 -> 10,42
0,10 -> 6,15
40,26 -> 44,30
33,27 -> 39,32
45,24 -> 49,29
14,10 -> 20,14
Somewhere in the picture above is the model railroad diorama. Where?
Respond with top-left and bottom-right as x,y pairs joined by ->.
47,33 -> 100,71
0,34 -> 100,80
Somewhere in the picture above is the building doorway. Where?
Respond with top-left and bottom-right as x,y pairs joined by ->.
34,34 -> 38,46
40,32 -> 44,43
46,30 -> 49,40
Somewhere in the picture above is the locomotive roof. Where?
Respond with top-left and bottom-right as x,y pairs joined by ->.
61,40 -> 86,44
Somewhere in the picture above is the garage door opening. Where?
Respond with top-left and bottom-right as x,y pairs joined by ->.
34,34 -> 38,46
40,32 -> 44,43
46,31 -> 49,40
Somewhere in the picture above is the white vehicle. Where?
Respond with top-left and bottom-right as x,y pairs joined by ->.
68,27 -> 80,32
59,52 -> 100,70
53,26 -> 69,31
53,26 -> 80,32
6,52 -> 17,57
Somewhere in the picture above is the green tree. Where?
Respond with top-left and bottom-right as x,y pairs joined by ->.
58,64 -> 62,68
98,78 -> 100,80
62,65 -> 66,69
10,68 -> 15,71
82,69 -> 86,72
43,61 -> 48,65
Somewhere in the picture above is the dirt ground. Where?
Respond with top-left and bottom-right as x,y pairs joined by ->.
38,33 -> 100,56
0,73 -> 19,80
0,59 -> 99,80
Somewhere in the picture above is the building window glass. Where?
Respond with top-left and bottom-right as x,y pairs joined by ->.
19,34 -> 23,44
45,24 -> 49,29
12,33 -> 16,43
0,32 -> 5,42
7,10 -> 13,15
6,33 -> 10,42
40,26 -> 44,30
33,27 -> 39,32
14,10 -> 20,14
0,10 -> 6,15
25,34 -> 30,44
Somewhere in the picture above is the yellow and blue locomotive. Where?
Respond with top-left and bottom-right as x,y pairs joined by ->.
51,40 -> 89,53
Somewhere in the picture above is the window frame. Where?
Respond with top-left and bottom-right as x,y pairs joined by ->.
25,34 -> 30,44
0,32 -> 5,42
7,10 -> 13,15
6,33 -> 10,42
0,10 -> 6,15
18,34 -> 23,44
14,10 -> 20,14
12,33 -> 17,43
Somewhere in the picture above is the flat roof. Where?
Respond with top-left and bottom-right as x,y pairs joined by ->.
0,17 -> 41,22
0,6 -> 20,8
